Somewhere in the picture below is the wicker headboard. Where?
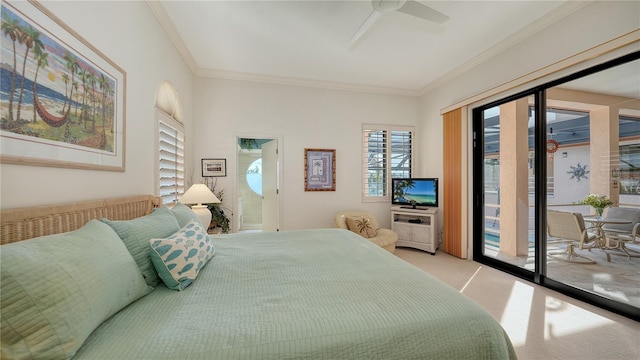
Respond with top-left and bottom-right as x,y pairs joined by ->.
1,195 -> 162,244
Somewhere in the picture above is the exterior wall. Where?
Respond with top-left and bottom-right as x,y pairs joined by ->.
554,144 -> 640,208
0,1 -> 194,209
551,145 -> 591,208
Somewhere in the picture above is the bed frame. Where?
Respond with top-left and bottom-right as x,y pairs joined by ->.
1,195 -> 161,245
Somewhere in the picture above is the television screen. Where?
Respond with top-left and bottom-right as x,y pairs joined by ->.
392,178 -> 438,208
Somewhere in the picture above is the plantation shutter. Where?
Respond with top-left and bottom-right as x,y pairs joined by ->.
158,113 -> 185,205
362,125 -> 414,202
363,127 -> 387,199
390,130 -> 412,179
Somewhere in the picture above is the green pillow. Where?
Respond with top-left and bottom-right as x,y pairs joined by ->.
102,206 -> 180,286
169,202 -> 202,228
0,220 -> 150,360
150,220 -> 215,290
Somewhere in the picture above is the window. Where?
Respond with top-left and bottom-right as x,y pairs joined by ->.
158,112 -> 185,204
246,158 -> 262,196
362,124 -> 414,202
155,81 -> 184,205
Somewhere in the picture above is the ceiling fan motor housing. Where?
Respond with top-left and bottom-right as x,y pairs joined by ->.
373,0 -> 407,12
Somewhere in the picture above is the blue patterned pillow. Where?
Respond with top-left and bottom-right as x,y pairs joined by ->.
149,220 -> 215,290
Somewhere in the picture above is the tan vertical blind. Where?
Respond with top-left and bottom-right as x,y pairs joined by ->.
443,108 -> 464,258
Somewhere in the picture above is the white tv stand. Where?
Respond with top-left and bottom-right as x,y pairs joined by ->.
391,205 -> 438,254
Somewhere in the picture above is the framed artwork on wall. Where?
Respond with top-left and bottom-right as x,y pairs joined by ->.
202,158 -> 226,177
304,148 -> 336,191
0,0 -> 126,171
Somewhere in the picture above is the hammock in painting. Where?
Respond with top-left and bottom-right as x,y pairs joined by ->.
33,82 -> 70,127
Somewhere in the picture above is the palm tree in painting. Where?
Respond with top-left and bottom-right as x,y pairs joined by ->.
16,25 -> 41,122
72,80 -> 80,119
78,68 -> 89,127
106,87 -> 114,130
313,160 -> 323,176
32,48 -> 49,122
98,74 -> 111,148
88,71 -> 97,132
1,14 -> 20,122
62,73 -> 70,113
64,51 -> 78,115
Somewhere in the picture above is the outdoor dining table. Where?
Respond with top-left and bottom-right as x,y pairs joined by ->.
583,216 -> 632,262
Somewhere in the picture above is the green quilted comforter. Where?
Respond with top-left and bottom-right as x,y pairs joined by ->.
74,229 -> 517,359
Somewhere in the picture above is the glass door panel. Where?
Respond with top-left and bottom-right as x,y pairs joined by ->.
545,60 -> 640,311
481,96 -> 536,271
474,53 -> 639,319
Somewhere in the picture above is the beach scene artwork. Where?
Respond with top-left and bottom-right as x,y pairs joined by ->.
393,179 -> 437,205
1,1 -> 117,154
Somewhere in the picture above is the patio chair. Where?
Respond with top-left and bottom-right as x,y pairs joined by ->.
602,207 -> 640,260
547,210 -> 597,264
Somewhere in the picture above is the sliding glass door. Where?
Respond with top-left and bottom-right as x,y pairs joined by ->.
476,94 -> 538,277
473,52 -> 640,320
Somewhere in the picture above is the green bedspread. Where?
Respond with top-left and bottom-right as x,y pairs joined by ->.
74,229 -> 517,359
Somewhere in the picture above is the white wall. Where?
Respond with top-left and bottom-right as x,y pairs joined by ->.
0,1 -> 194,208
419,1 -> 640,255
192,78 -> 420,230
551,145 -> 591,207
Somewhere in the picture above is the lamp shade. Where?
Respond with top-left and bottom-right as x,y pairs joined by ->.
179,184 -> 220,205
179,184 -> 221,228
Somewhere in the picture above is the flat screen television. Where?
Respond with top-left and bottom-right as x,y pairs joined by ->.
391,178 -> 438,209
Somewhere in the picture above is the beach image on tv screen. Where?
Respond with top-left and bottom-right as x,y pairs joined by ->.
394,180 -> 436,205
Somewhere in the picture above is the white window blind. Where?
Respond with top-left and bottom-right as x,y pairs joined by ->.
158,113 -> 185,205
362,124 -> 414,202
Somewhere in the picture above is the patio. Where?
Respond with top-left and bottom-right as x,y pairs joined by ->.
486,240 -> 640,308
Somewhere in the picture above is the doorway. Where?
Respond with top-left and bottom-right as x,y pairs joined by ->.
236,137 -> 280,232
472,53 -> 640,320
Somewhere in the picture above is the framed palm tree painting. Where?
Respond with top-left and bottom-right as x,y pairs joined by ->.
0,0 -> 125,171
304,148 -> 335,191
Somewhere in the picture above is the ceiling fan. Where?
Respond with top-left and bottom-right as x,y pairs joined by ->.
351,0 -> 449,46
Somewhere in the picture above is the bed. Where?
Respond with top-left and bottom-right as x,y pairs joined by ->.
1,195 -> 516,359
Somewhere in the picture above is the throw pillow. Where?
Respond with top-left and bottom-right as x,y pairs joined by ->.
0,220 -> 150,360
149,220 -> 215,291
345,216 -> 378,239
102,206 -> 180,286
169,202 -> 202,228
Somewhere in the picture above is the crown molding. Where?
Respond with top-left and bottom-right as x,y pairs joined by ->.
146,0 -> 420,96
419,1 -> 593,96
147,0 -> 590,98
146,0 -> 198,74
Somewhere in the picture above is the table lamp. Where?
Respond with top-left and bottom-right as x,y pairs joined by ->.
179,184 -> 221,228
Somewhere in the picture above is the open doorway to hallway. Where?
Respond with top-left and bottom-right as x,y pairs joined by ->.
236,137 -> 280,232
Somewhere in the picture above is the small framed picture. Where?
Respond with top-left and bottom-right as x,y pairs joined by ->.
304,148 -> 336,191
202,158 -> 226,177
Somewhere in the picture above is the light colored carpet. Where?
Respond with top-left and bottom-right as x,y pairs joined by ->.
395,248 -> 640,360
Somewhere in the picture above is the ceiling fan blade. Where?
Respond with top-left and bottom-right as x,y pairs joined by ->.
398,0 -> 449,23
350,10 -> 383,45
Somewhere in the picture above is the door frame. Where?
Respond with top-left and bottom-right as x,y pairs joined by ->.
233,133 -> 284,233
470,53 -> 640,320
